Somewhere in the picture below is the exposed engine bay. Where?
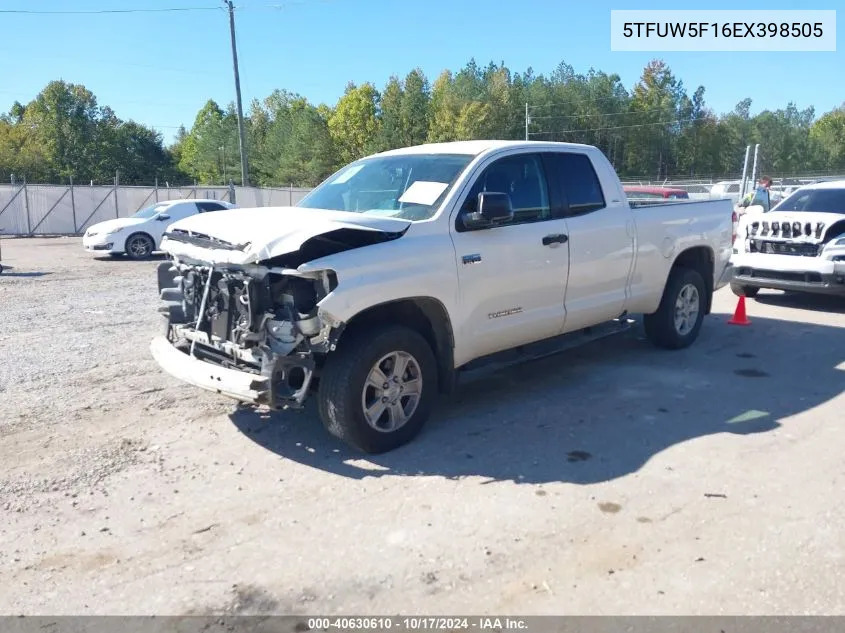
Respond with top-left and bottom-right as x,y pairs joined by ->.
153,220 -> 410,409
156,260 -> 343,409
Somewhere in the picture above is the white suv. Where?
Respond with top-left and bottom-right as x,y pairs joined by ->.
83,199 -> 236,260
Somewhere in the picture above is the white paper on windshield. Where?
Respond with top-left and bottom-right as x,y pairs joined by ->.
332,163 -> 364,184
398,181 -> 449,206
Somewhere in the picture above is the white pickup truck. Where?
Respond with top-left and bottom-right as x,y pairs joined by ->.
731,180 -> 845,297
149,140 -> 735,453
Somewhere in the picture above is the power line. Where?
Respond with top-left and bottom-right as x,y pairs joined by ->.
0,1 -> 334,15
238,0 -> 335,9
528,96 -> 634,110
528,117 -> 704,136
529,106 -> 684,121
0,7 -> 223,14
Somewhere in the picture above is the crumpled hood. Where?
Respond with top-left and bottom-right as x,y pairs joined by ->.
743,211 -> 845,242
87,217 -> 146,234
160,206 -> 412,265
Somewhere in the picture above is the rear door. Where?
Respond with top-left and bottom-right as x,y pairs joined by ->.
541,150 -> 635,332
449,151 -> 571,362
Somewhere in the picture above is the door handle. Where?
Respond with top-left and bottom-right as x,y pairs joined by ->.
542,233 -> 568,246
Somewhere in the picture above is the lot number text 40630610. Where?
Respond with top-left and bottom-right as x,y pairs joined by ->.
306,618 -> 529,631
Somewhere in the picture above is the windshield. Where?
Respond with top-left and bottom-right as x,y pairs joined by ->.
133,204 -> 170,219
297,153 -> 474,221
771,188 -> 845,214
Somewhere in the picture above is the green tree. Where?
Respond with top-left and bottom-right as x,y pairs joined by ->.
0,80 -> 179,183
810,105 -> 845,170
21,80 -> 101,180
427,71 -> 458,142
373,76 -> 404,152
178,99 -> 240,184
399,69 -> 430,146
250,90 -> 337,187
328,82 -> 380,164
624,60 -> 687,178
752,103 -> 814,175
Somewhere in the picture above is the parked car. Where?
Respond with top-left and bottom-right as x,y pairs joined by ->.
149,140 -> 734,453
731,180 -> 845,297
679,184 -> 714,201
624,185 -> 690,202
710,180 -> 743,203
82,199 -> 236,260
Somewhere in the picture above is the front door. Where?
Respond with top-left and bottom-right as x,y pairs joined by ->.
449,152 -> 570,365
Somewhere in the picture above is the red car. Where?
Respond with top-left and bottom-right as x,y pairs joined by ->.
624,185 -> 690,200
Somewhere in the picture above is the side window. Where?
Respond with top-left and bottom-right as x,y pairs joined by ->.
459,153 -> 550,229
545,152 -> 606,216
196,202 -> 226,213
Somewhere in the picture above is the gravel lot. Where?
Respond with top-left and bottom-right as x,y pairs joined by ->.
1,236 -> 844,616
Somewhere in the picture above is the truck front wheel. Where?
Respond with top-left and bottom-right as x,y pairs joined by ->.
644,267 -> 707,350
317,325 -> 438,454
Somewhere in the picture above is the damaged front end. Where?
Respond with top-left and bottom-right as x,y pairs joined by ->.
151,255 -> 345,410
731,214 -> 845,293
148,206 -> 411,409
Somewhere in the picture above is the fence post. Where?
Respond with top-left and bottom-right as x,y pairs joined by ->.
228,179 -> 236,204
70,176 -> 77,234
154,177 -> 159,202
114,170 -> 120,218
23,176 -> 32,235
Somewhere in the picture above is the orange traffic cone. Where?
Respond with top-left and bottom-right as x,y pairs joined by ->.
728,296 -> 751,326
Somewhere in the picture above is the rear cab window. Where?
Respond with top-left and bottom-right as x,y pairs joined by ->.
196,202 -> 229,213
542,152 -> 607,216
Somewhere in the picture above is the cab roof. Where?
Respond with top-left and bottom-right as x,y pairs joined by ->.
373,140 -> 597,157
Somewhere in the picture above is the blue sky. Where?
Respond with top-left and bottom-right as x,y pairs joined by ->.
1,0 -> 842,144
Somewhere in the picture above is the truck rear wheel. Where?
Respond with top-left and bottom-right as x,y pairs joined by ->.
317,324 -> 438,454
644,266 -> 707,350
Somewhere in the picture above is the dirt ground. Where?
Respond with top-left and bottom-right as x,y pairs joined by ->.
1,236 -> 844,616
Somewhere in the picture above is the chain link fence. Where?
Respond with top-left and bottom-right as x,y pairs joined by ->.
3,170 -> 845,236
0,181 -> 312,236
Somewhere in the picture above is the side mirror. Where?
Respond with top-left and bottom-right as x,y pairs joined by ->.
462,191 -> 513,229
156,213 -> 170,221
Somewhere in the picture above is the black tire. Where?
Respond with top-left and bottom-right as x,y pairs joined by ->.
644,266 -> 707,350
730,282 -> 760,298
317,324 -> 438,454
124,232 -> 155,260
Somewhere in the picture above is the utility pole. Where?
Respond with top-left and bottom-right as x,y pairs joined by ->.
525,103 -> 529,141
223,0 -> 249,186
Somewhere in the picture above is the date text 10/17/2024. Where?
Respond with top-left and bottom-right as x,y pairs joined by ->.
306,618 -> 529,631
